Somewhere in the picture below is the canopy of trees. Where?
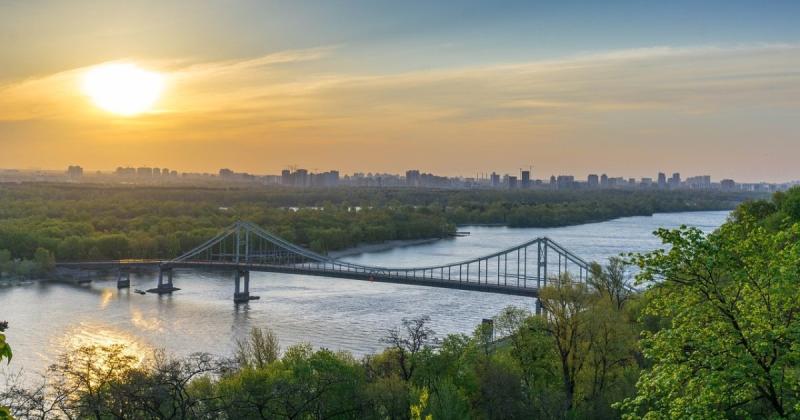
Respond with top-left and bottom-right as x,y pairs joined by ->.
0,183 -> 752,263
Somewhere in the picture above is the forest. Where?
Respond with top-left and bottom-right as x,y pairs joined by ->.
0,183 -> 755,267
2,186 -> 799,419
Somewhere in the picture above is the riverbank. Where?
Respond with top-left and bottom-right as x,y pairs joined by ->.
327,238 -> 444,258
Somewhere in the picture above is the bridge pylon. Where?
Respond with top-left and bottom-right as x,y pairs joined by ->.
233,269 -> 258,303
116,267 -> 131,289
147,267 -> 180,294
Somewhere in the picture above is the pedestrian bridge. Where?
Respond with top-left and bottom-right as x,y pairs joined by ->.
59,221 -> 590,302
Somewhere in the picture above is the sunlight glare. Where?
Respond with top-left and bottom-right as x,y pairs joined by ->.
82,63 -> 164,116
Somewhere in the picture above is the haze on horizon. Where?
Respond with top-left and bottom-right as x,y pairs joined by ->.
1,0 -> 799,183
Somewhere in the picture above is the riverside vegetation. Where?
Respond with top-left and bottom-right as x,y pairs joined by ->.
1,186 -> 799,418
0,183 -> 754,270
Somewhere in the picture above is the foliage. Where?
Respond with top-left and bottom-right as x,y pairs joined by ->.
0,321 -> 10,365
621,186 -> 800,418
0,322 -> 10,420
0,183 -> 751,262
235,327 -> 280,369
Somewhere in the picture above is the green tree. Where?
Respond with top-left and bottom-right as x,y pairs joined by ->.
33,247 -> 55,274
0,250 -> 11,278
621,221 -> 800,418
235,327 -> 280,369
538,276 -> 594,412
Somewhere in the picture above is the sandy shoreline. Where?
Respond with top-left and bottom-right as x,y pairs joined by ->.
327,237 -> 443,259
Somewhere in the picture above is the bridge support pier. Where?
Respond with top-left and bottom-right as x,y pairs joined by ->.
234,270 -> 257,303
147,268 -> 180,294
116,267 -> 131,289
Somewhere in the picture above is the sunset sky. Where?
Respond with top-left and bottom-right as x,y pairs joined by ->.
2,0 -> 799,182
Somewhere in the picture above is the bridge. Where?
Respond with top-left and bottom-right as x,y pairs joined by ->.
59,221 -> 590,303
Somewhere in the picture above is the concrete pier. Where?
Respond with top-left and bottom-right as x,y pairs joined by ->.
147,268 -> 180,294
116,267 -> 131,289
234,269 -> 258,303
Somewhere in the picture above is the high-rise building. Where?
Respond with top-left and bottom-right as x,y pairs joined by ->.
657,172 -> 667,187
521,170 -> 531,188
600,173 -> 608,187
669,172 -> 681,187
721,179 -> 736,189
296,169 -> 309,187
587,174 -> 599,187
508,176 -> 518,188
556,175 -> 575,189
66,165 -> 83,177
490,172 -> 500,187
281,169 -> 291,185
405,170 -> 421,187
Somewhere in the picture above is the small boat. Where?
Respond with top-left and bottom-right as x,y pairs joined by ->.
134,289 -> 147,295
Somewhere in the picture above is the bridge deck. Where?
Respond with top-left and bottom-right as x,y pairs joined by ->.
55,220 -> 589,299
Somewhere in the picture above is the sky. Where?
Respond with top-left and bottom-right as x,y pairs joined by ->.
1,0 -> 799,182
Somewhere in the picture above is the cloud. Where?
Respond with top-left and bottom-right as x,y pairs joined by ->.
1,43 -> 799,180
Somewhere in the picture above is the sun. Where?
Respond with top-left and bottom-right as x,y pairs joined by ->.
82,63 -> 165,116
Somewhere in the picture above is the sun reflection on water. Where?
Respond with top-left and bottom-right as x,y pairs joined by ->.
55,322 -> 151,367
99,288 -> 114,309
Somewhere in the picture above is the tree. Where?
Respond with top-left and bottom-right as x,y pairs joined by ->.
538,275 -> 594,412
382,316 -> 436,382
0,321 -> 9,365
235,327 -> 280,369
589,257 -> 634,310
33,248 -> 54,274
48,344 -> 138,419
0,321 -> 10,420
621,221 -> 800,418
0,250 -> 10,278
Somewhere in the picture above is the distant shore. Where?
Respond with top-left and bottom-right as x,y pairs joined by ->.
327,237 -> 444,258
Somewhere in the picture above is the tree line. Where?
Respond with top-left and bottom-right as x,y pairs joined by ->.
0,183 -> 755,265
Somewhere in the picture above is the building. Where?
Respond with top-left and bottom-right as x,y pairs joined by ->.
490,172 -> 500,187
657,172 -> 667,187
521,170 -> 531,188
686,175 -> 712,189
587,174 -> 599,187
556,175 -> 575,189
721,179 -> 736,189
507,176 -> 518,188
115,167 -> 136,176
137,167 -> 153,177
600,173 -> 608,187
669,172 -> 681,187
66,165 -> 83,177
405,170 -> 421,187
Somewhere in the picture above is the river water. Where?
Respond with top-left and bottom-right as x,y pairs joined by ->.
0,211 -> 728,378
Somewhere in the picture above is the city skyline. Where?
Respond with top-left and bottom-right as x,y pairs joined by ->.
9,163 -> 793,192
3,162 -> 798,186
2,1 -> 800,182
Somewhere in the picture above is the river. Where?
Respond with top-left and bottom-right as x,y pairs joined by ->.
0,211 -> 729,379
